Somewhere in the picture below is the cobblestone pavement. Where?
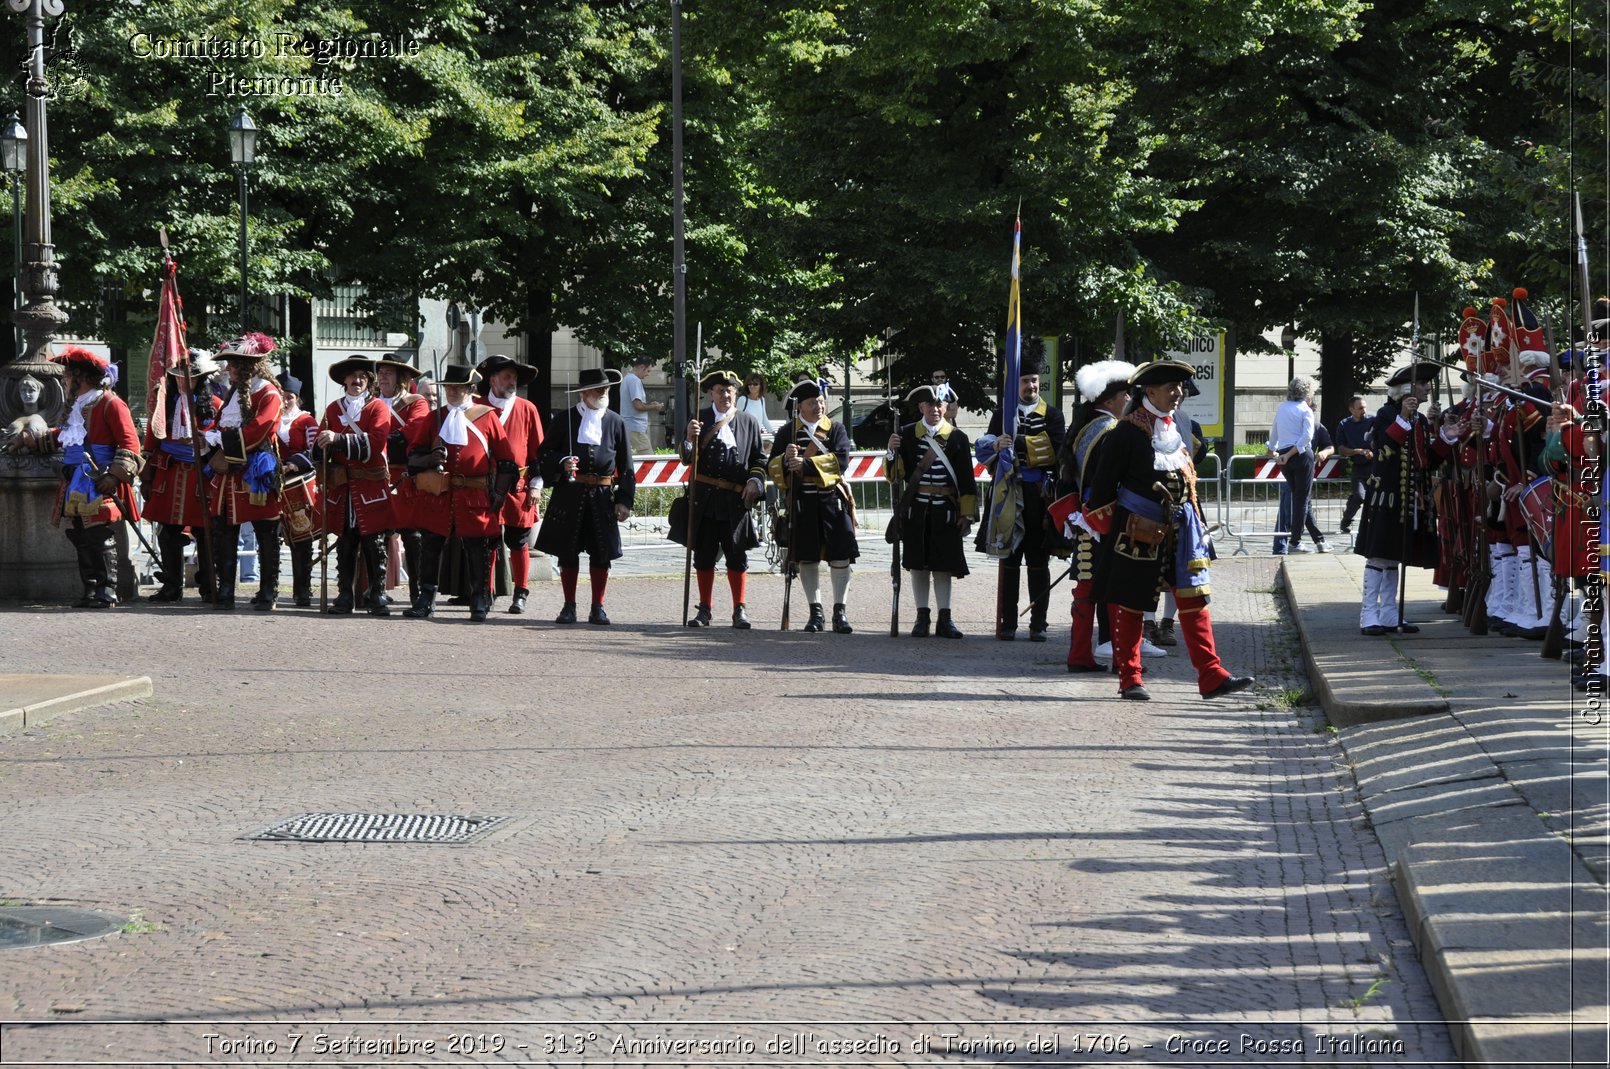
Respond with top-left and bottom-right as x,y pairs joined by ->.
0,556 -> 1458,1065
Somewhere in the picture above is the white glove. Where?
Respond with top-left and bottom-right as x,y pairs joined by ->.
203,430 -> 222,447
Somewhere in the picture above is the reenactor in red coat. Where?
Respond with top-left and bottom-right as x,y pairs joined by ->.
476,355 -> 544,613
203,333 -> 283,610
396,363 -> 519,622
375,352 -> 431,603
317,355 -> 395,615
141,347 -> 221,603
51,346 -> 143,608
275,372 -> 321,607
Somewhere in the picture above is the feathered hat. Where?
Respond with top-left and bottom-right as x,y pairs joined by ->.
1075,359 -> 1137,404
53,345 -> 117,385
217,331 -> 277,361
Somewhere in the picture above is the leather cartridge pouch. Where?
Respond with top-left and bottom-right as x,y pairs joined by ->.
415,470 -> 451,495
1124,512 -> 1168,547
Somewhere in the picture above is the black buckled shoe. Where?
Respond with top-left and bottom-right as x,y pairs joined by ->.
689,603 -> 712,628
147,586 -> 182,603
469,594 -> 490,623
1028,628 -> 1048,643
85,584 -> 117,609
1120,684 -> 1151,701
555,601 -> 577,624
1360,625 -> 1387,636
936,609 -> 964,639
326,593 -> 353,615
367,593 -> 391,617
1394,622 -> 1420,634
1202,675 -> 1256,700
509,588 -> 529,615
804,603 -> 826,633
910,608 -> 931,638
832,604 -> 853,634
732,604 -> 752,629
1067,661 -> 1108,673
588,603 -> 611,625
404,585 -> 436,619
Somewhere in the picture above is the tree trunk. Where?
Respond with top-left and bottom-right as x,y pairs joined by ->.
1318,330 -> 1355,437
525,281 -> 556,411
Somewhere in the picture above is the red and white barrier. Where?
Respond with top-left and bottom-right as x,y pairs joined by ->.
1246,456 -> 1344,481
631,452 -> 992,486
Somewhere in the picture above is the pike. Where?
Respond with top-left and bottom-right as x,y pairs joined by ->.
1507,314 -> 1545,626
680,322 -> 703,626
885,339 -> 902,636
1541,315 -> 1569,659
1397,295 -> 1422,632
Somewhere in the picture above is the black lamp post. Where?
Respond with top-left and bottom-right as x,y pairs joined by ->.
227,105 -> 257,333
1,112 -> 26,360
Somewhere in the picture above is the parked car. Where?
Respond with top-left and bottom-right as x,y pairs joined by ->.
830,400 -> 900,450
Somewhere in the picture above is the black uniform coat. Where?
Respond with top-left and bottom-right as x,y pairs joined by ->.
535,402 -> 637,562
890,419 -> 978,577
674,405 -> 767,552
767,414 -> 860,564
977,396 -> 1067,557
1354,399 -> 1440,567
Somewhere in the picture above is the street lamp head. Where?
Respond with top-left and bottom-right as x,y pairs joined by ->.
1,113 -> 26,174
1280,322 -> 1297,351
227,105 -> 257,169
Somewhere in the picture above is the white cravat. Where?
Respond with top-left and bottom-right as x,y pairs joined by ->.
173,390 -> 193,441
338,394 -> 366,430
60,390 -> 101,449
712,405 -> 737,447
577,402 -> 604,446
487,391 -> 516,425
440,399 -> 472,447
1142,398 -> 1188,471
277,410 -> 293,444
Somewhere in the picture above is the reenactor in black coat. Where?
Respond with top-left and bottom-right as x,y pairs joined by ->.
769,380 -> 861,633
977,341 -> 1066,640
535,367 -> 637,624
886,384 -> 978,638
679,369 -> 768,628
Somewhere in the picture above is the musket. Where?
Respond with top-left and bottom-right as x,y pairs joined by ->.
318,418 -> 330,612
1397,295 -> 1423,631
1456,368 -> 1552,408
680,324 -> 703,625
780,437 -> 801,631
1541,315 -> 1569,659
1507,324 -> 1545,627
884,342 -> 901,636
1019,563 -> 1072,618
1463,351 -> 1491,635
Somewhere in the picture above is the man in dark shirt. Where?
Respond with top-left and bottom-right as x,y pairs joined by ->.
1333,395 -> 1375,533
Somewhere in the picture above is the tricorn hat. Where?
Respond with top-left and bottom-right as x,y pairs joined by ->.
375,351 -> 424,380
566,366 -> 623,393
477,354 -> 536,387
217,331 -> 277,361
906,384 -> 945,406
787,380 -> 823,402
1129,359 -> 1196,387
701,369 -> 741,391
1385,361 -> 1444,387
328,355 -> 376,385
436,362 -> 481,388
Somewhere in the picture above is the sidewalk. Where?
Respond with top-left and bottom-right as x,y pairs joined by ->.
1282,553 -> 1609,1065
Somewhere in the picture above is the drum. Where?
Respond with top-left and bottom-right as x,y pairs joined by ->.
280,468 -> 323,543
1518,474 -> 1555,562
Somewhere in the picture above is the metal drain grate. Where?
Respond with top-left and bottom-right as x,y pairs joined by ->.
245,812 -> 510,844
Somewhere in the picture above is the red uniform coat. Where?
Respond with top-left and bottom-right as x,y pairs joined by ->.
320,396 -> 394,535
56,391 -> 141,526
141,390 -> 221,527
209,378 -> 283,524
393,404 -> 515,538
1552,421 -> 1598,578
380,391 -> 430,490
476,393 -> 544,526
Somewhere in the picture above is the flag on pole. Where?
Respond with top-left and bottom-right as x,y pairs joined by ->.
983,215 -> 1025,559
144,252 -> 189,440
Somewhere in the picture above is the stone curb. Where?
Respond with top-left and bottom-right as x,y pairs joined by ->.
0,674 -> 153,733
1280,555 -> 1448,724
1281,557 -> 1606,1065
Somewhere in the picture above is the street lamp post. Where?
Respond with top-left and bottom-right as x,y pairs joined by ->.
1280,321 -> 1297,384
227,105 -> 257,334
8,0 -> 69,367
1,112 -> 26,361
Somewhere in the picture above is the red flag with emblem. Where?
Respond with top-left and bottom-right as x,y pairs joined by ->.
144,247 -> 189,439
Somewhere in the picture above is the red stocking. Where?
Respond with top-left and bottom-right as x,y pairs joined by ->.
727,570 -> 747,606
509,544 -> 530,589
1109,604 -> 1145,691
560,567 -> 578,604
589,567 -> 609,605
1176,599 -> 1231,695
696,569 -> 715,606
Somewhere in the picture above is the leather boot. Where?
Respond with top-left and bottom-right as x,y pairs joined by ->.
402,528 -> 422,601
689,603 -> 712,627
555,602 -> 577,624
362,532 -> 391,616
212,522 -> 239,609
86,527 -> 119,608
936,608 -> 964,639
732,604 -> 751,629
404,584 -> 437,619
1067,580 -> 1104,672
832,604 -> 853,634
804,603 -> 826,633
1026,563 -> 1050,641
910,607 -> 931,638
290,539 -> 313,606
149,525 -> 185,601
1177,603 -> 1254,697
509,587 -> 529,614
997,563 -> 1020,639
465,538 -> 491,622
194,531 -> 216,602
1110,605 -> 1146,697
66,528 -> 94,607
253,521 -> 280,610
328,532 -> 356,614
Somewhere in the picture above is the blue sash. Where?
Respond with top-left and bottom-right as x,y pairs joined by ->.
1116,485 -> 1213,590
64,443 -> 114,509
160,440 -> 196,464
243,449 -> 279,495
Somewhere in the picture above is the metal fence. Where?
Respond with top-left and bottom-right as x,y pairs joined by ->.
1218,454 -> 1359,556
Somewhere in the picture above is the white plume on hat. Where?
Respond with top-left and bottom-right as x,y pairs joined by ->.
1075,359 -> 1137,403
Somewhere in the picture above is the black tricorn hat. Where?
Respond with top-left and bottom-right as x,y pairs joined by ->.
375,351 -> 423,380
1129,359 -> 1196,387
701,369 -> 742,390
566,366 -> 623,393
1386,361 -> 1444,387
477,354 -> 537,386
787,380 -> 823,402
437,363 -> 482,388
906,384 -> 945,406
328,355 -> 376,385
